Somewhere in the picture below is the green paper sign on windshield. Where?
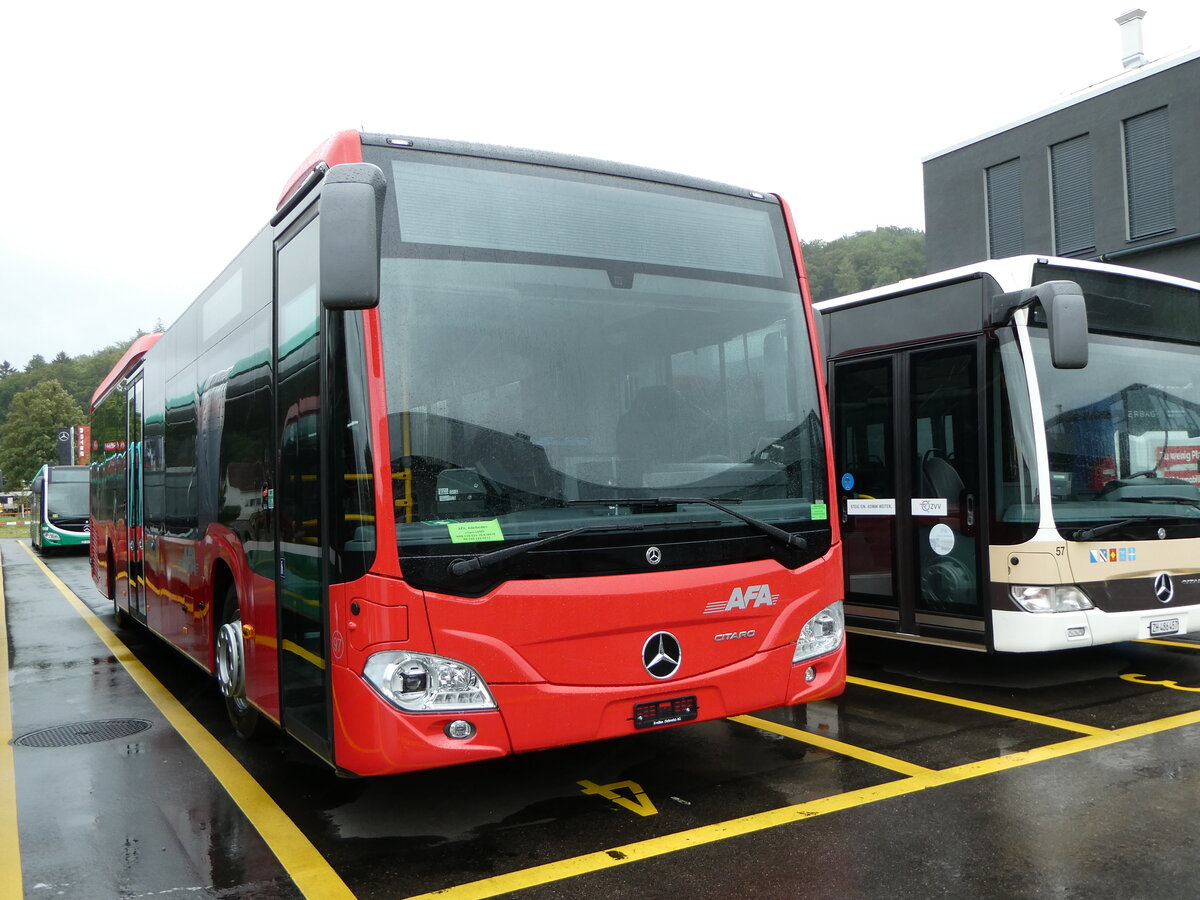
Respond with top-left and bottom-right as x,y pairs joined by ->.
447,519 -> 506,544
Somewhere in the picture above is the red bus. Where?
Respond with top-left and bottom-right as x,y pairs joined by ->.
90,131 -> 845,776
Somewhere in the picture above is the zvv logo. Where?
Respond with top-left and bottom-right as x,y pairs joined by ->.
704,584 -> 780,615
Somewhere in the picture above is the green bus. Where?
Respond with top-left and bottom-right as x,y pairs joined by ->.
30,465 -> 90,553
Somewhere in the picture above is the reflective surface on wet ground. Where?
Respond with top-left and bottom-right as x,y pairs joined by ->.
3,541 -> 1199,899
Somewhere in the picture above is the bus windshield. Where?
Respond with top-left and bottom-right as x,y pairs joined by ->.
370,151 -> 828,580
48,467 -> 90,520
1030,265 -> 1200,532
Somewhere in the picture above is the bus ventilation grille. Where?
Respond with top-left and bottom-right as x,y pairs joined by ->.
12,718 -> 152,748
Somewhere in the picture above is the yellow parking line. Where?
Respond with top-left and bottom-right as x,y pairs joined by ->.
1137,638 -> 1200,650
403,707 -> 1200,900
846,675 -> 1106,735
0,549 -> 25,898
729,714 -> 932,776
18,543 -> 355,900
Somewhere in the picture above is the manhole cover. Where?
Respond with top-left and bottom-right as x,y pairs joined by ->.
13,719 -> 152,748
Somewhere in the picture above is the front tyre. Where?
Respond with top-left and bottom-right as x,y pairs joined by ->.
216,585 -> 264,739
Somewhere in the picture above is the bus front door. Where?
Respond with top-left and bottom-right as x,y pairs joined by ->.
833,342 -> 987,646
126,376 -> 147,621
273,215 -> 332,762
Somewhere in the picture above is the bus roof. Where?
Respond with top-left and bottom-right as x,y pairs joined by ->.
276,129 -> 364,211
90,333 -> 162,410
277,130 -> 780,217
813,255 -> 1200,314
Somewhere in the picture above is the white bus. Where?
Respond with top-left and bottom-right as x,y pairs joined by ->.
817,256 -> 1200,651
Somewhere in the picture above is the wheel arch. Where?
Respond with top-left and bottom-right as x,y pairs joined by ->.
209,558 -> 236,668
105,540 -> 117,600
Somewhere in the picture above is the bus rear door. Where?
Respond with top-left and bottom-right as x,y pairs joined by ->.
126,376 -> 148,622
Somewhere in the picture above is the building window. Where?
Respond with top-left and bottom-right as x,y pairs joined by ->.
986,158 -> 1023,258
1049,135 -> 1095,255
1124,107 -> 1174,240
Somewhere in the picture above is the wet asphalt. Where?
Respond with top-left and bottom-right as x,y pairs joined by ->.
3,538 -> 1199,899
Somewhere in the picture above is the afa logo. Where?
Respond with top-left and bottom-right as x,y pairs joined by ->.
1090,547 -> 1136,563
704,584 -> 780,614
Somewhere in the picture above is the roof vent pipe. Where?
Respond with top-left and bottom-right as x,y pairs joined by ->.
1116,8 -> 1148,70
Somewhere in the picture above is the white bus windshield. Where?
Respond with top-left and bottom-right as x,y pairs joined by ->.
1030,266 -> 1200,530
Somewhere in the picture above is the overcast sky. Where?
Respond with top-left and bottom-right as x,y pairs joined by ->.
2,0 -> 1198,370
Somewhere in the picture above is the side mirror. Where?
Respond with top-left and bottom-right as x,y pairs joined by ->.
991,280 -> 1088,369
1041,281 -> 1088,369
319,163 -> 387,310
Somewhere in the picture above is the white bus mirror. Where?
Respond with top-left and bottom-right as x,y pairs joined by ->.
319,163 -> 387,310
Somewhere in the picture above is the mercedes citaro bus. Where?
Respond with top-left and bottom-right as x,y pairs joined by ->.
90,130 -> 846,776
817,255 -> 1200,652
30,464 -> 90,554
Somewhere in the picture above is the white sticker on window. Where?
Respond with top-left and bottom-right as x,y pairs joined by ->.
929,523 -> 955,556
912,498 -> 948,516
846,498 -> 897,516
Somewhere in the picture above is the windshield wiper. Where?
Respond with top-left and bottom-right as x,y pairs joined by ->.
1073,518 -> 1144,541
447,518 -> 724,577
568,496 -> 808,550
1118,495 -> 1200,509
1072,505 -> 1200,541
448,523 -> 643,577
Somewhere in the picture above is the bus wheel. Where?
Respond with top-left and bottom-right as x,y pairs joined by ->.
113,596 -> 132,629
216,586 -> 263,739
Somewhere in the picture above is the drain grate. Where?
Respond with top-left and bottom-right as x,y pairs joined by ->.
13,718 -> 152,748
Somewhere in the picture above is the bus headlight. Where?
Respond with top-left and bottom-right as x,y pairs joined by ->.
1009,585 -> 1094,613
363,651 -> 496,712
794,601 -> 845,663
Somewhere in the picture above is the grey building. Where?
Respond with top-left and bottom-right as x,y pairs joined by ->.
923,11 -> 1200,281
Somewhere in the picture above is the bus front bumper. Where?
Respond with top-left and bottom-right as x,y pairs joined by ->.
992,604 -> 1200,652
329,641 -> 845,776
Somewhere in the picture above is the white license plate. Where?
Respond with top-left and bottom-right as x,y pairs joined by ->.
1150,617 -> 1180,636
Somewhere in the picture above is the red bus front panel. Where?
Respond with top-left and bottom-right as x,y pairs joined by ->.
327,550 -> 843,775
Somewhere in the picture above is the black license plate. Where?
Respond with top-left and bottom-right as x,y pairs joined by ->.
633,695 -> 698,729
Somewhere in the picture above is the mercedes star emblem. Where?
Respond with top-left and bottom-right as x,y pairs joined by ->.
642,631 -> 682,679
1154,572 -> 1174,604
646,546 -> 662,566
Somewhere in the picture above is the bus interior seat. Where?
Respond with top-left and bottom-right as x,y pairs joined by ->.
922,451 -> 964,501
617,384 -> 715,463
471,431 -> 561,504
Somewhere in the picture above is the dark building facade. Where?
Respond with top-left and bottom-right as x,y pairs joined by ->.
923,46 -> 1200,281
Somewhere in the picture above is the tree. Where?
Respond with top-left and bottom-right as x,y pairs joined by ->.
0,380 -> 86,486
801,226 -> 926,302
0,337 -> 134,431
0,361 -> 14,379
